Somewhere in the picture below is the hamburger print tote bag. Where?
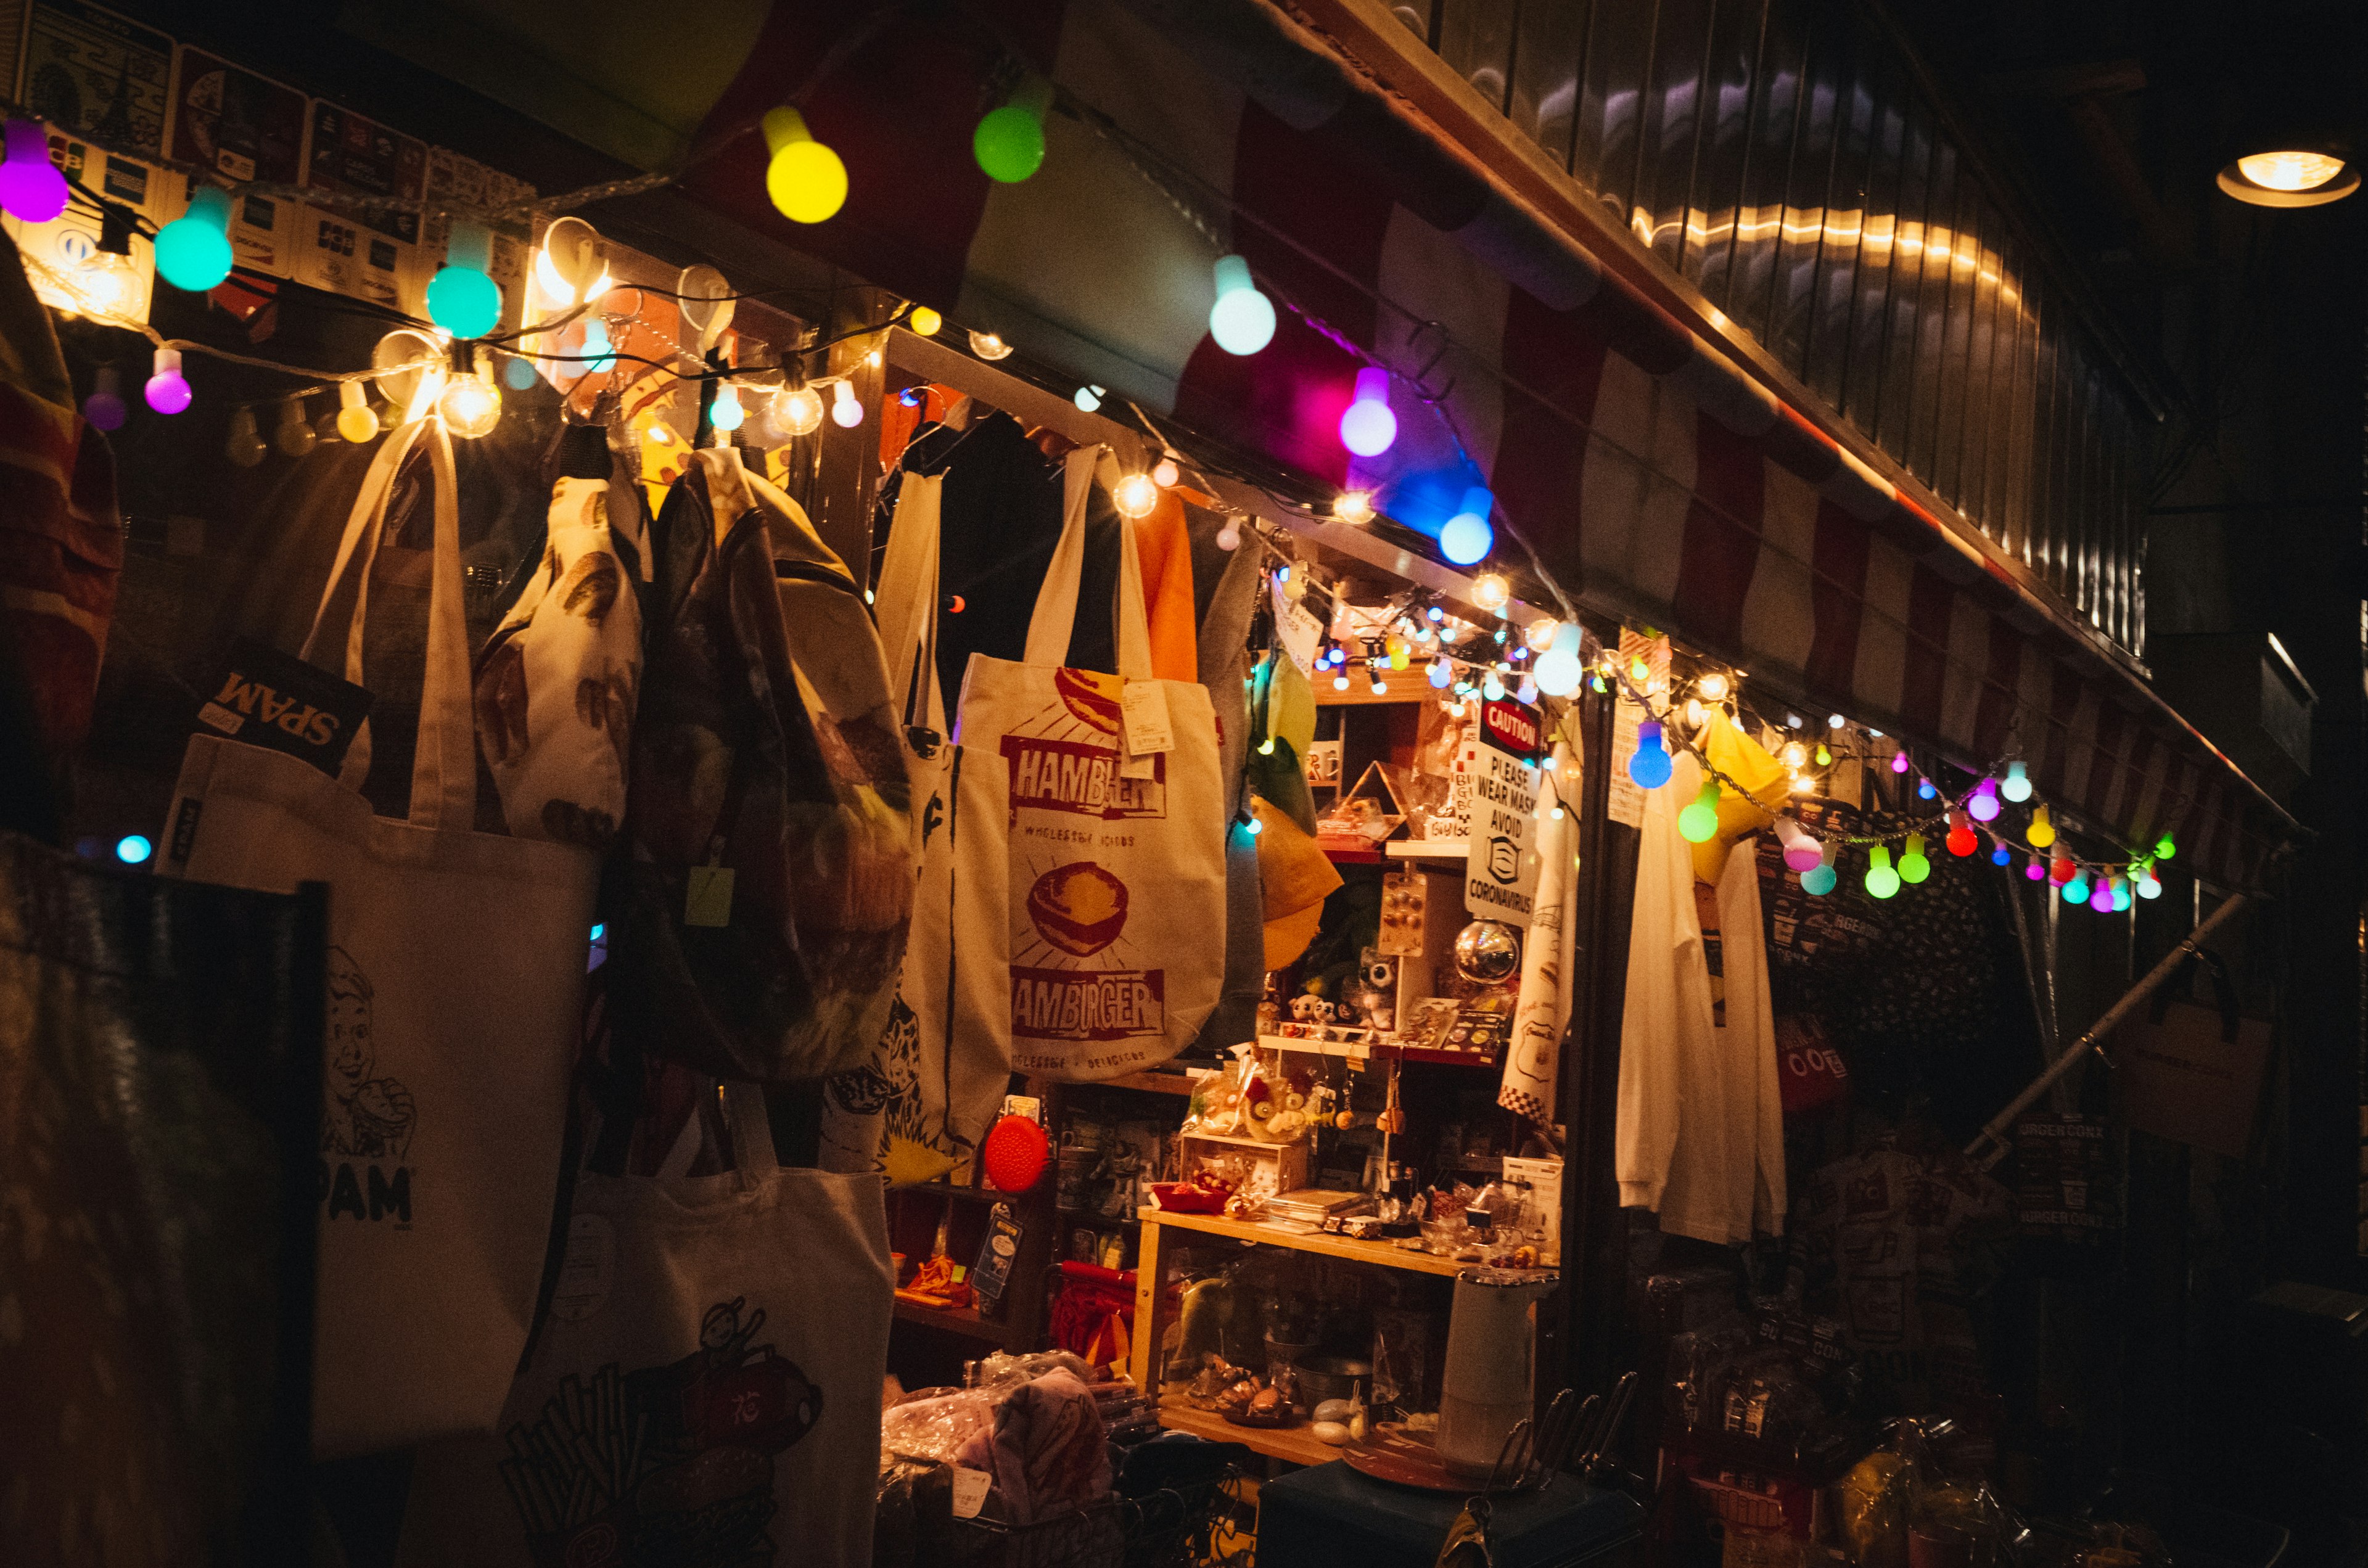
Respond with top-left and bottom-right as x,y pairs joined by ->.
950,447 -> 1225,1080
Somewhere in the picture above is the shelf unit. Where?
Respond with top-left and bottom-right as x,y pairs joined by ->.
892,1295 -> 1011,1345
1154,1400 -> 1348,1467
1256,1033 -> 1502,1069
1133,1207 -> 1497,1278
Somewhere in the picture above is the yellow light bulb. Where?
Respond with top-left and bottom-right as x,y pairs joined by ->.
438,371 -> 501,439
1112,472 -> 1159,518
1696,671 -> 1730,700
1471,573 -> 1511,612
762,107 -> 848,224
2237,150 -> 2346,192
2026,802 -> 2055,850
908,306 -> 942,336
335,380 -> 380,443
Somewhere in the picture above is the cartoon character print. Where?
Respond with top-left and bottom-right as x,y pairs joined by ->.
321,946 -> 414,1160
498,1297 -> 823,1566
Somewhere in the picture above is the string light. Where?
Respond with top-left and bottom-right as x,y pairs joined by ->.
763,107 -> 847,223
1773,816 -> 1822,872
1073,385 -> 1103,412
778,384 -> 824,437
908,306 -> 942,336
1429,656 -> 1453,689
710,382 -> 745,431
2026,803 -> 2055,849
1780,741 -> 1807,770
1534,623 -> 1583,697
1367,662 -> 1388,696
1917,777 -> 1936,800
2138,862 -> 2163,900
1208,255 -> 1276,355
1627,719 -> 1672,789
427,221 -> 503,339
1898,833 -> 1930,884
1338,366 -> 1397,456
155,186 -> 234,292
2153,832 -> 2176,861
1801,839 -> 1840,896
2000,760 -> 2032,803
1516,675 -> 1537,702
224,406 -> 265,467
1946,812 -> 1977,857
71,249 -> 138,317
1215,517 -> 1241,551
438,359 -> 501,439
273,396 -> 315,458
831,379 -> 864,429
1890,751 -> 1909,775
82,366 -> 124,431
1967,778 -> 2000,821
2025,855 -> 2047,882
1696,671 -> 1730,700
1153,458 -> 1180,488
1471,573 -> 1510,612
1864,845 -> 1900,900
336,380 -> 379,443
1333,489 -> 1375,524
0,120 -> 67,223
1677,778 -> 1722,842
1814,742 -> 1832,767
1481,669 -> 1506,700
2049,850 -> 2076,885
1333,671 -> 1350,692
1440,486 -> 1494,565
968,330 -> 1013,360
1111,472 -> 1159,518
533,215 -> 610,307
144,347 -> 191,414
1991,843 -> 2013,867
973,80 -> 1051,183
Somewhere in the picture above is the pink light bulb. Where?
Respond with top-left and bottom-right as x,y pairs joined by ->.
1889,750 -> 1909,774
1967,778 -> 2000,821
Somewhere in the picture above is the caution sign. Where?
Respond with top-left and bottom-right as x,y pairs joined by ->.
1466,697 -> 1542,926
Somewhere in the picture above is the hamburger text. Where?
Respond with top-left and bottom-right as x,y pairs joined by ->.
1011,966 -> 1166,1041
1002,737 -> 1165,820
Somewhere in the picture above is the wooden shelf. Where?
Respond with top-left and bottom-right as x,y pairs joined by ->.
1155,1399 -> 1346,1467
1096,1069 -> 1206,1096
892,1295 -> 1010,1344
1256,1034 -> 1502,1069
1387,840 -> 1470,863
1321,844 -> 1387,865
1139,1207 -> 1544,1279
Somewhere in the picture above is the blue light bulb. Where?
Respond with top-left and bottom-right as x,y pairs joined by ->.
1627,719 -> 1672,790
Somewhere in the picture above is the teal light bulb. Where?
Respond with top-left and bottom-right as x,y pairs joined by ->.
427,266 -> 503,339
155,186 -> 234,292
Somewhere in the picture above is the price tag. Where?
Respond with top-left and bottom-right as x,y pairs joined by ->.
1121,680 -> 1174,755
950,1466 -> 992,1519
685,864 -> 736,927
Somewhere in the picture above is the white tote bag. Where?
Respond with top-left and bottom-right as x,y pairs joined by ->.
818,473 -> 1012,1180
159,418 -> 598,1458
396,1083 -> 895,1568
952,448 -> 1226,1080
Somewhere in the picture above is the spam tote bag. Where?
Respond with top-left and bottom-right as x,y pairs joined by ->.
953,447 -> 1225,1080
819,474 -> 1013,1181
160,419 -> 598,1458
395,1083 -> 895,1568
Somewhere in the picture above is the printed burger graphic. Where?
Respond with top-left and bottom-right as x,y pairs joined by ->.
1011,861 -> 1164,1043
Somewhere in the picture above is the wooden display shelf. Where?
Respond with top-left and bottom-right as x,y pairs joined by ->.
1154,1400 -> 1347,1467
1320,843 -> 1388,865
892,1295 -> 1010,1344
1256,1033 -> 1502,1069
1386,840 -> 1470,863
1098,1068 -> 1206,1096
1136,1207 -> 1511,1279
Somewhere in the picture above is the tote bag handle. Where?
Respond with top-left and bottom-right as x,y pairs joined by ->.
295,417 -> 475,832
1021,446 -> 1153,681
876,473 -> 946,737
722,1080 -> 783,1188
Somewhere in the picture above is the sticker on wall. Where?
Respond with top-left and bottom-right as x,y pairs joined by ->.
13,0 -> 173,157
168,48 -> 306,276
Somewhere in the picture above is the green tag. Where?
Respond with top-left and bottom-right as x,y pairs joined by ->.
686,864 -> 735,927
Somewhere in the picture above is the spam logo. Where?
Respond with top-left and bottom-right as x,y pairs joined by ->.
200,672 -> 343,747
194,638 -> 372,775
1001,736 -> 1165,820
1011,966 -> 1164,1041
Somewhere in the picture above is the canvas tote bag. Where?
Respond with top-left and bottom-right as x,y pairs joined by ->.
159,417 -> 598,1458
953,447 -> 1225,1081
395,1082 -> 895,1568
819,472 -> 1012,1181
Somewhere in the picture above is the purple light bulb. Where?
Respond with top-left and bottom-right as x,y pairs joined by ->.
144,347 -> 191,415
0,120 -> 68,224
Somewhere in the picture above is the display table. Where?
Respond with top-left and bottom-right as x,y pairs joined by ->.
1257,1461 -> 1644,1568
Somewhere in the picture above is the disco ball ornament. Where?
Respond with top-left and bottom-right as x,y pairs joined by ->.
1453,921 -> 1522,987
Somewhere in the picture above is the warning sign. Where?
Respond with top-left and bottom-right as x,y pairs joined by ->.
1466,697 -> 1541,926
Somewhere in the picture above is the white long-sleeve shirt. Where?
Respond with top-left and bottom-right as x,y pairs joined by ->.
1616,751 -> 1786,1244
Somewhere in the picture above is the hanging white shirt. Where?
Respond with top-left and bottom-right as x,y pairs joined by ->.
1616,751 -> 1785,1244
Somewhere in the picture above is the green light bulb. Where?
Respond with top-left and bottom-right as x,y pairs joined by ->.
1864,845 -> 1900,900
973,81 -> 1051,183
1898,832 -> 1930,884
1677,778 -> 1720,843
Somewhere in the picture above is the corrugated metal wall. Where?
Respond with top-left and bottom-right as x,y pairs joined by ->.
1394,0 -> 2148,655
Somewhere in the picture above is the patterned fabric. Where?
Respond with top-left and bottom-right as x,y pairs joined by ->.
606,448 -> 916,1083
0,230 -> 120,768
474,477 -> 643,847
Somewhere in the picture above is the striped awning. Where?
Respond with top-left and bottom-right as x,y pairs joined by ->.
422,0 -> 2294,888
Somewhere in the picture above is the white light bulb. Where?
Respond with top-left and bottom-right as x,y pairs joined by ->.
1153,458 -> 1180,488
438,371 -> 501,439
778,385 -> 824,437
831,379 -> 864,428
968,329 -> 1012,360
1074,384 -> 1103,413
1471,573 -> 1510,612
710,382 -> 744,431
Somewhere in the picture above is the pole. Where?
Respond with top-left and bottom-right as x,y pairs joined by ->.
1965,892 -> 2251,1168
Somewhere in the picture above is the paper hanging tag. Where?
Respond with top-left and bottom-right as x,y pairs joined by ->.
686,864 -> 736,927
950,1466 -> 992,1519
1121,679 -> 1174,756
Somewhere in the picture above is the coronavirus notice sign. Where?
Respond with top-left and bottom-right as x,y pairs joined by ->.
1466,697 -> 1542,926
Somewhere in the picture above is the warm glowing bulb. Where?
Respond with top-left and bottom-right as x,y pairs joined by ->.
778,385 -> 824,437
763,107 -> 848,223
71,250 -> 138,317
1153,458 -> 1180,488
909,306 -> 942,336
1112,472 -> 1159,518
1338,366 -> 1397,456
534,215 -> 606,307
1781,741 -> 1807,770
710,382 -> 744,432
831,379 -> 863,429
1471,573 -> 1510,612
1207,254 -> 1276,355
1696,671 -> 1730,700
1334,489 -> 1375,525
1525,618 -> 1559,652
968,329 -> 1012,361
439,371 -> 501,439
335,380 -> 379,443
2237,150 -> 2346,192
